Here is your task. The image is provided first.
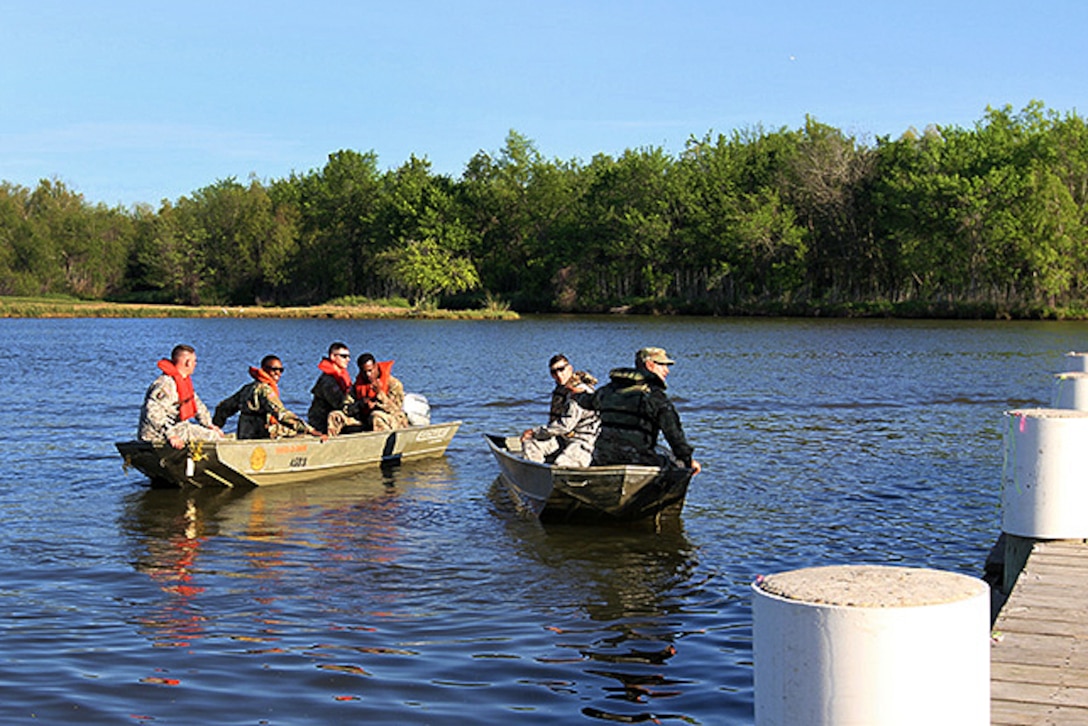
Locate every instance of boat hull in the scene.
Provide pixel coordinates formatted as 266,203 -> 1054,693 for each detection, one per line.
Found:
484,434 -> 692,523
117,422 -> 461,488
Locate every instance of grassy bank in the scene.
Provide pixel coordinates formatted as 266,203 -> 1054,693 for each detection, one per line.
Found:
6,295 -> 1088,321
0,296 -> 520,320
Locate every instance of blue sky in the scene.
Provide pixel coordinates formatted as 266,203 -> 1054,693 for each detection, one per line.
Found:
1,1 -> 1084,207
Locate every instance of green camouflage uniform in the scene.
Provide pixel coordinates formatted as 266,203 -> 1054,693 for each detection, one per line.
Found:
213,380 -> 317,440
137,374 -> 220,444
577,367 -> 695,468
348,373 -> 410,431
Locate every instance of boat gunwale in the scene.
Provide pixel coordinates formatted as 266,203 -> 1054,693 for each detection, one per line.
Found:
117,421 -> 461,487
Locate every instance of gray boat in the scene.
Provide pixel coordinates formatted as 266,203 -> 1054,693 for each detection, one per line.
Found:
484,434 -> 693,523
117,421 -> 461,488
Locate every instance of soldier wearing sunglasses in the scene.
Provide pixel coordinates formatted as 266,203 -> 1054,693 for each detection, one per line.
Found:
519,353 -> 600,467
214,355 -> 324,440
307,342 -> 363,435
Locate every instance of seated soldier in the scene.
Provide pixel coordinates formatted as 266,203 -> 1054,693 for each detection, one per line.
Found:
214,355 -> 325,440
350,353 -> 410,431
138,343 -> 223,449
520,353 -> 599,467
576,347 -> 701,474
307,342 -> 363,436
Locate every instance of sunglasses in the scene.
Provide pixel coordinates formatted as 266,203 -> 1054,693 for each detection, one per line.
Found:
267,366 -> 284,373
550,364 -> 569,374
333,353 -> 350,359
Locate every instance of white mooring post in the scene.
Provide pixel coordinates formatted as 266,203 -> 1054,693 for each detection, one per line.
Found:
752,564 -> 990,726
1002,408 -> 1088,539
1062,351 -> 1088,372
1051,371 -> 1088,411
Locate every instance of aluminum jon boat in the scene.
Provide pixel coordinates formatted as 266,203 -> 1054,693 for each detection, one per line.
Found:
484,434 -> 693,523
117,421 -> 461,488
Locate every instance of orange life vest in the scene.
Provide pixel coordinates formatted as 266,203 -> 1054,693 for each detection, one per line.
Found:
317,357 -> 352,393
158,359 -> 197,421
354,360 -> 394,402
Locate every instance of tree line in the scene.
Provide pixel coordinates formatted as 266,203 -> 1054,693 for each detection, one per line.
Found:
2,101 -> 1086,316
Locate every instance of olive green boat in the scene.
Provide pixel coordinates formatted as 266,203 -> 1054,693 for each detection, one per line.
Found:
484,434 -> 693,523
117,421 -> 461,488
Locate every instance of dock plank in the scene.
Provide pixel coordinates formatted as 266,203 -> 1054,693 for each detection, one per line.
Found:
992,539 -> 1088,724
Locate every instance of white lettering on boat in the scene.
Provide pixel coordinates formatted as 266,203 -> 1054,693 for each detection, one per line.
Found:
414,427 -> 449,443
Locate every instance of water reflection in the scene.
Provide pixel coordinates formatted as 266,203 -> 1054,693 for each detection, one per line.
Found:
119,460 -> 457,651
489,480 -> 710,723
119,486 -> 238,648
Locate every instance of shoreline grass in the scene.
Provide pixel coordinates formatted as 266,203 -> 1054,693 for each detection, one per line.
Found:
0,296 -> 520,320
4,295 -> 1088,321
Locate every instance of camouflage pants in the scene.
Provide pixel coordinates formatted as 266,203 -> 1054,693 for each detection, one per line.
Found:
171,421 -> 223,443
370,410 -> 410,432
326,411 -> 365,437
522,437 -> 594,467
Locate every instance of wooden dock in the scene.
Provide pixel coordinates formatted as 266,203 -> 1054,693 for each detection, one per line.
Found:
991,538 -> 1088,725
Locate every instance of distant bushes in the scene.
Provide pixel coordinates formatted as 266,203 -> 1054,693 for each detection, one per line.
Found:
3,102 -> 1088,318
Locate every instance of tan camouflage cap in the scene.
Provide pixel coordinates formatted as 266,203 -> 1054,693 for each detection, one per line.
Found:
636,346 -> 676,365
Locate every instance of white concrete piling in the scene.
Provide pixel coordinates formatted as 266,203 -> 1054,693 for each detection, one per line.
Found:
1003,408 -> 1088,539
752,564 -> 990,726
1062,351 -> 1088,372
1052,371 -> 1088,411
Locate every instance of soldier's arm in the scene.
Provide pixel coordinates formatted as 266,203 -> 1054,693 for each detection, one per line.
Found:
262,386 -> 291,419
571,389 -> 599,411
145,378 -> 178,437
193,391 -> 215,427
384,376 -> 406,412
537,396 -> 584,438
654,393 -> 695,467
213,388 -> 243,428
263,389 -> 311,433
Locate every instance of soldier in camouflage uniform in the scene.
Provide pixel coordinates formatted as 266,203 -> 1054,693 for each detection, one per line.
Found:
138,344 -> 224,449
350,353 -> 411,431
213,355 -> 325,440
576,347 -> 701,474
307,342 -> 363,436
520,353 -> 600,467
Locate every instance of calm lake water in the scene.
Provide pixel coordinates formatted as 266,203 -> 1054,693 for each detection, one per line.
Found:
0,315 -> 1083,724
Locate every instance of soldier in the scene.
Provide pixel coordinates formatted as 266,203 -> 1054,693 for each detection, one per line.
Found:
576,346 -> 701,474
307,342 -> 362,436
138,344 -> 223,449
350,353 -> 411,431
213,355 -> 326,440
520,353 -> 600,467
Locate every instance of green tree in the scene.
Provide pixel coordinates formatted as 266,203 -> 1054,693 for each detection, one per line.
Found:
679,127 -> 806,306
129,199 -> 209,304
459,130 -> 580,307
290,149 -> 383,301
376,237 -> 479,307
0,183 -> 40,295
375,156 -> 480,305
783,117 -> 877,300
